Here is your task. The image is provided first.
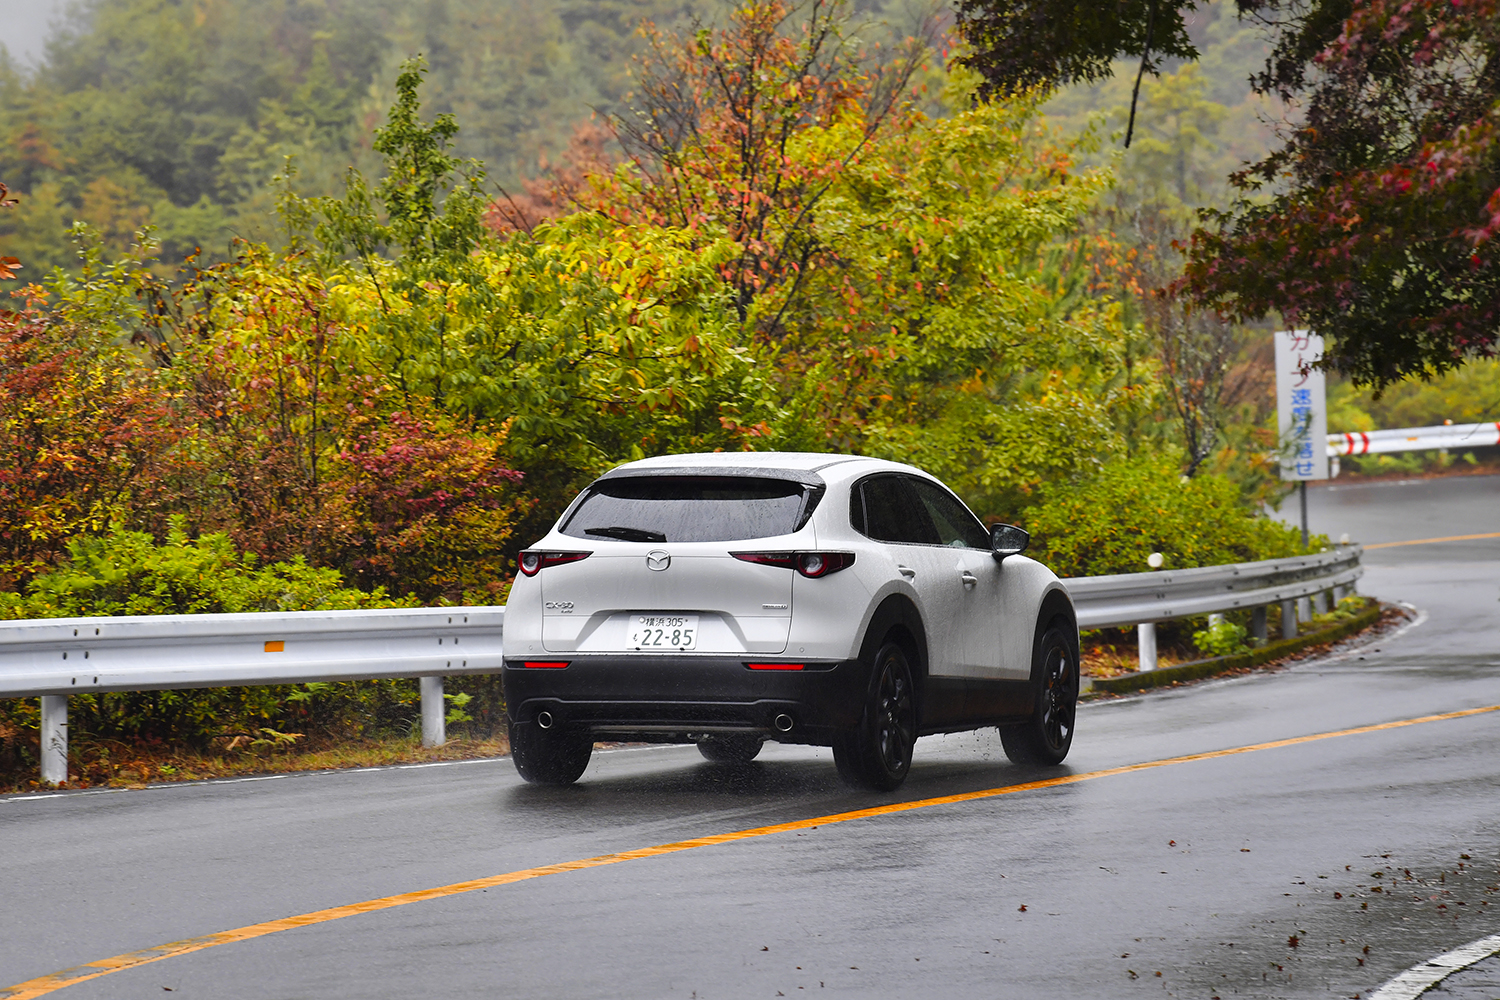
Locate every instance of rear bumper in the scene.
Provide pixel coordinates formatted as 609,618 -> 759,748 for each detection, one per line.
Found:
503,656 -> 864,746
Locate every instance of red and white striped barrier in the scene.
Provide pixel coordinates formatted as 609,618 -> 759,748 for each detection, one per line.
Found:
1328,421 -> 1500,457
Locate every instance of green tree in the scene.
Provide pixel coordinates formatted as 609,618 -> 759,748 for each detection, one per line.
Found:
954,0 -> 1200,145
1123,65 -> 1228,209
300,57 -> 772,536
0,0 -> 712,288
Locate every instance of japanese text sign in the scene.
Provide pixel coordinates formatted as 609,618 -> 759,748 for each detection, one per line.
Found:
1274,329 -> 1328,481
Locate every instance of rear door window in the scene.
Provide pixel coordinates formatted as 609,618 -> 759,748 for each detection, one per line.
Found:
853,475 -> 938,545
560,476 -> 815,543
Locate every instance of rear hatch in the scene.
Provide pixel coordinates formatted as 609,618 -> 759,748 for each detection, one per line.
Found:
539,474 -> 820,655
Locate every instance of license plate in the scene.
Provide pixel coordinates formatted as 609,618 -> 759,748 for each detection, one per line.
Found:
628,614 -> 698,650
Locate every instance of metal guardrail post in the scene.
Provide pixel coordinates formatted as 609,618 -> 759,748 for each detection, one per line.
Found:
420,676 -> 445,748
1251,606 -> 1268,644
1137,623 -> 1157,672
1313,591 -> 1329,615
1281,598 -> 1297,639
40,695 -> 67,785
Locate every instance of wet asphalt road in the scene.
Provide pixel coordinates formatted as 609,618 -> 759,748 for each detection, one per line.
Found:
2,475 -> 1498,999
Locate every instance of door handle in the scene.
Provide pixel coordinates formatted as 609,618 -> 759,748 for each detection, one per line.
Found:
898,565 -> 916,579
961,572 -> 977,590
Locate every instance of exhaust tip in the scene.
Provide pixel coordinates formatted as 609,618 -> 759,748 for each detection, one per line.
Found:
536,710 -> 554,729
773,713 -> 794,732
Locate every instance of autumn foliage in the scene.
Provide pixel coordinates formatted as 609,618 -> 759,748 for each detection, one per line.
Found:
0,8 -> 1333,767
1185,0 -> 1500,386
0,297 -> 184,589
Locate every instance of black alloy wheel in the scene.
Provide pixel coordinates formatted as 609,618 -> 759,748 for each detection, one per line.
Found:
697,734 -> 765,763
509,720 -> 594,785
833,641 -> 917,791
999,620 -> 1078,766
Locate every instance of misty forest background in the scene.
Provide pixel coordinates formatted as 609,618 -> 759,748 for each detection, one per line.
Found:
3,0 -> 1494,466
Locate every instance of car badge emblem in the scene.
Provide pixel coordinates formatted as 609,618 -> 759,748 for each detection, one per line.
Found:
646,550 -> 671,572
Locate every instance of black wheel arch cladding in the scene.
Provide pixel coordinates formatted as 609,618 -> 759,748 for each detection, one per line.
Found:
858,593 -> 928,723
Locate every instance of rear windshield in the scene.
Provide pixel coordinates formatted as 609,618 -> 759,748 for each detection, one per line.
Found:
560,476 -> 817,543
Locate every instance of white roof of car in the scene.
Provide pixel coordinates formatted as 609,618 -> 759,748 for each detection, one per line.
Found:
605,451 -> 930,485
616,451 -> 861,472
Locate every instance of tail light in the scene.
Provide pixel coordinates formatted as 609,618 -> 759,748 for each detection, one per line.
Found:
521,661 -> 570,669
748,662 -> 804,671
518,550 -> 591,577
731,551 -> 855,578
795,552 -> 854,578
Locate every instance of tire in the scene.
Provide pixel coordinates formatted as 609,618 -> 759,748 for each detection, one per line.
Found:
697,734 -> 764,763
509,720 -> 594,785
832,641 -> 917,791
999,619 -> 1078,766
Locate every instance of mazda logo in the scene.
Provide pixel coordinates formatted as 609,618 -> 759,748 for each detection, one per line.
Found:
646,550 -> 671,572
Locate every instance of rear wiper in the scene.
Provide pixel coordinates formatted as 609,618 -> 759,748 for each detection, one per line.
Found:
584,526 -> 667,543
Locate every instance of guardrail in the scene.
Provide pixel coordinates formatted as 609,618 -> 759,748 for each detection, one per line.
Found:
0,607 -> 504,785
1329,421 -> 1500,457
0,546 -> 1361,787
1069,544 -> 1363,675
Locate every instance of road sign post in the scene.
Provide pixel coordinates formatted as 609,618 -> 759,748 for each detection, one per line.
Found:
1275,330 -> 1329,547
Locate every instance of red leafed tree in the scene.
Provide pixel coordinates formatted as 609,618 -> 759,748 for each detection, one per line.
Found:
321,407 -> 529,600
488,120 -> 617,234
0,300 -> 186,588
0,183 -> 20,281
172,248 -> 533,603
1186,0 -> 1500,387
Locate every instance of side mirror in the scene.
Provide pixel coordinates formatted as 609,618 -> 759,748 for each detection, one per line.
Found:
990,523 -> 1029,562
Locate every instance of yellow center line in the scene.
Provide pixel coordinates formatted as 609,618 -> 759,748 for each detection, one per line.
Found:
1365,531 -> 1500,549
5,702 -> 1500,1000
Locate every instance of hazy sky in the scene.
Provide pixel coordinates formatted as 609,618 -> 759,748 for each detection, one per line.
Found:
0,0 -> 69,67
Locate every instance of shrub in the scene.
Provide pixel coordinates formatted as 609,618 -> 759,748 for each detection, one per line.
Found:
0,517 -> 414,620
1192,619 -> 1250,657
0,298 -> 184,590
1313,594 -> 1371,627
0,520 -> 433,747
1020,454 -> 1317,578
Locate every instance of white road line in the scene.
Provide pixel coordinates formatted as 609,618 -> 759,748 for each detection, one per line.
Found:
0,758 -> 511,804
0,746 -> 701,803
1369,932 -> 1500,999
393,757 -> 506,769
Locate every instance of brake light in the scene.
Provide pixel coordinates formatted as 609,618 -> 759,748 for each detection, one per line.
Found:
730,551 -> 855,578
748,662 -> 804,670
518,550 -> 591,576
522,661 -> 571,669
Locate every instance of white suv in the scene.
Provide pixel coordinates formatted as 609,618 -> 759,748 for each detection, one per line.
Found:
502,452 -> 1078,790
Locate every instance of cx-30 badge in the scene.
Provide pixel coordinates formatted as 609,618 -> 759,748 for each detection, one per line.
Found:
646,550 -> 671,572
